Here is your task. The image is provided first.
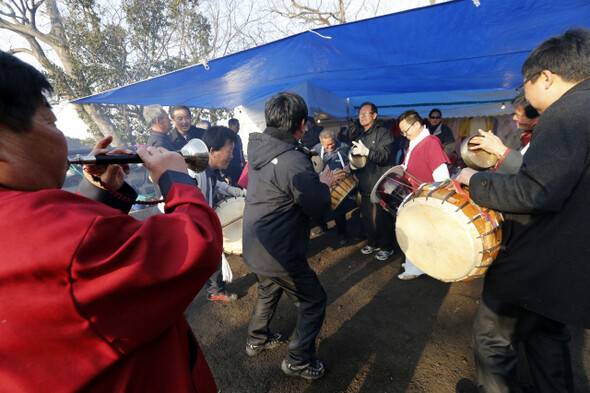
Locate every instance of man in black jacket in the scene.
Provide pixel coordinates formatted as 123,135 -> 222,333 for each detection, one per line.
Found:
457,28 -> 590,392
350,102 -> 396,260
168,105 -> 205,150
242,92 -> 334,380
426,108 -> 456,158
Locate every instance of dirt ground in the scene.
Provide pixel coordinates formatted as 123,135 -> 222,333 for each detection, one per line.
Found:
185,209 -> 590,393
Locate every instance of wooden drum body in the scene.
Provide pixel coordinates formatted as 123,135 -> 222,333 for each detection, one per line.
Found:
214,196 -> 245,255
395,183 -> 503,282
330,172 -> 358,210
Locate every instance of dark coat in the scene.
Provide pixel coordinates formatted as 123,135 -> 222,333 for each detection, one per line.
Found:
469,79 -> 590,328
146,130 -> 175,151
351,122 -> 395,195
242,127 -> 331,277
427,123 -> 456,157
169,126 -> 205,150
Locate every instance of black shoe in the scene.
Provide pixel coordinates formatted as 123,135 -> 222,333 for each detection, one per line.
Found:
246,333 -> 283,356
338,233 -> 348,246
281,359 -> 325,380
206,291 -> 238,302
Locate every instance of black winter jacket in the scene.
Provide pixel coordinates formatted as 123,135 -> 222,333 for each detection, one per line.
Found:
351,122 -> 395,195
470,78 -> 590,328
242,127 -> 331,277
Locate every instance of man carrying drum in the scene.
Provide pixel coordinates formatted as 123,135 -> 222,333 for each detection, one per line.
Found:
456,28 -> 590,392
192,126 -> 246,303
397,110 -> 450,280
312,129 -> 352,245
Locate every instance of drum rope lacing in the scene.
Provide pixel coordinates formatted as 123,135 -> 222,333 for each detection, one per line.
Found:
420,179 -> 500,229
433,179 -> 501,229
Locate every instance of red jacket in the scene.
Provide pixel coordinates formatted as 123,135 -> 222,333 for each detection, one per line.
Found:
0,177 -> 221,392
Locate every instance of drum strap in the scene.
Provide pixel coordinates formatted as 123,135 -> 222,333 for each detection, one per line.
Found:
441,179 -> 500,228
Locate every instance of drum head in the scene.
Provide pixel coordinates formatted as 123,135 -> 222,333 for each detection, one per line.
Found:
395,196 -> 485,282
214,196 -> 245,255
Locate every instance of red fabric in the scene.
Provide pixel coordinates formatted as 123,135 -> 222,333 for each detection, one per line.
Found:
237,161 -> 249,189
520,130 -> 532,148
0,183 -> 221,393
404,135 -> 450,190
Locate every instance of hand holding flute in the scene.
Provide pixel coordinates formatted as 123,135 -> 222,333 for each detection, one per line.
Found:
81,137 -> 188,190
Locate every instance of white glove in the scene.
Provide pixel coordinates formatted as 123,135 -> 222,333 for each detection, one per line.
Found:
227,186 -> 246,197
351,140 -> 370,156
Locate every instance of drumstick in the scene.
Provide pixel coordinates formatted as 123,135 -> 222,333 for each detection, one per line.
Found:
222,215 -> 243,228
402,168 -> 424,185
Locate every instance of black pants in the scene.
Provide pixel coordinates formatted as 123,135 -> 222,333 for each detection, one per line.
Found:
473,293 -> 574,393
360,194 -> 394,251
315,197 -> 352,234
248,271 -> 327,366
205,259 -> 226,295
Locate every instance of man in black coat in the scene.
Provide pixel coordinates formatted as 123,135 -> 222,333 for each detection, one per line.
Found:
350,102 -> 396,260
426,108 -> 456,158
242,92 -> 334,380
168,105 -> 205,151
457,28 -> 590,392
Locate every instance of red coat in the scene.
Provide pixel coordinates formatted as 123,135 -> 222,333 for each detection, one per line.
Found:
0,180 -> 221,392
404,135 -> 450,190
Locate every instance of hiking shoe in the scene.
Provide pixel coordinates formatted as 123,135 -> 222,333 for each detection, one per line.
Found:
246,333 -> 283,357
206,291 -> 238,302
375,250 -> 393,261
281,359 -> 326,380
360,245 -> 380,255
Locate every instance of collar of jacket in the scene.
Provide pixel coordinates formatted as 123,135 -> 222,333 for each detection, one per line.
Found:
362,122 -> 381,136
263,126 -> 299,146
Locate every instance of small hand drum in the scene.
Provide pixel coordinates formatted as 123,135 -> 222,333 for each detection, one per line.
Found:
330,172 -> 358,210
370,165 -> 413,215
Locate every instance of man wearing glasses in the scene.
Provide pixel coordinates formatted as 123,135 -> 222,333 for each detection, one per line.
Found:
426,108 -> 456,158
457,28 -> 590,392
350,102 -> 396,261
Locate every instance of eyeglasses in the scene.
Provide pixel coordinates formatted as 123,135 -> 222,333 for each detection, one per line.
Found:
359,111 -> 374,117
516,73 -> 538,93
401,121 -> 416,136
429,116 -> 441,119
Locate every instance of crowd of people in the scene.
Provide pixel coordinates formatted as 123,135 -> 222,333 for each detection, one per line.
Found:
1,27 -> 589,392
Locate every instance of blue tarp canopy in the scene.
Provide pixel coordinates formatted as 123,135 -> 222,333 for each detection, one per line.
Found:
73,0 -> 590,119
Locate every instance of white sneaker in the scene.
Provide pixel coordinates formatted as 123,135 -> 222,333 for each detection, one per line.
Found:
375,250 -> 393,261
361,245 -> 380,255
397,271 -> 423,280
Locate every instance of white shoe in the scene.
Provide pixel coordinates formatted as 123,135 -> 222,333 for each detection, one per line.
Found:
375,250 -> 393,261
397,271 -> 423,281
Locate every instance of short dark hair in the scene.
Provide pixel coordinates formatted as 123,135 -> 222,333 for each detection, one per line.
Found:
265,92 -> 308,134
169,105 -> 191,118
359,102 -> 378,115
0,51 -> 53,133
202,126 -> 237,152
522,28 -> 590,83
512,93 -> 540,119
399,110 -> 423,126
228,118 -> 239,127
429,109 -> 442,118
